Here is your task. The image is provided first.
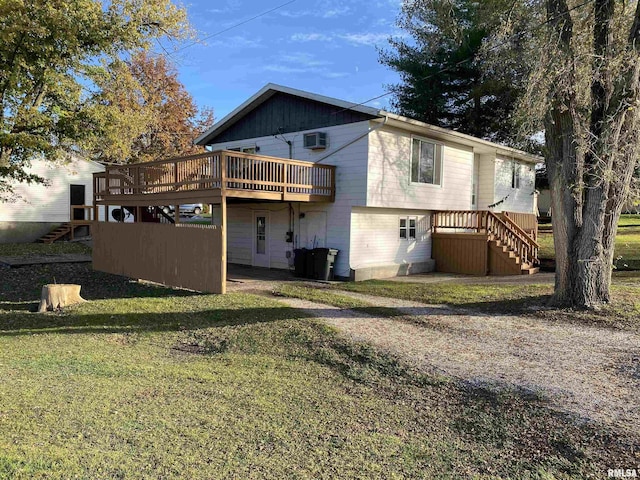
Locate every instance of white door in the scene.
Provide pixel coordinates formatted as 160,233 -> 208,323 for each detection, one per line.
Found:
252,211 -> 270,268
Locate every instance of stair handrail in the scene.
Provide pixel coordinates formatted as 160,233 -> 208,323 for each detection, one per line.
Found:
499,214 -> 540,248
486,211 -> 538,265
432,210 -> 486,232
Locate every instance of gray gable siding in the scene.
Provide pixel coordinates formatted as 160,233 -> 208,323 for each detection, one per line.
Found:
203,92 -> 377,144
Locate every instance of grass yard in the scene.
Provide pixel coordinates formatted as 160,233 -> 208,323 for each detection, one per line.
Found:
1,262 -> 638,478
538,214 -> 640,264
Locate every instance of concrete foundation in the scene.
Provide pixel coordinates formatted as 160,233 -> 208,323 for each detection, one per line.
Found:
0,222 -> 61,243
350,259 -> 436,282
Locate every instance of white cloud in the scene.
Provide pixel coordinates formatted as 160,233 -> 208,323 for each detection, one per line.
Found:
338,32 -> 391,46
290,33 -> 333,42
290,31 -> 399,47
279,53 -> 331,68
322,71 -> 349,79
321,7 -> 351,17
279,4 -> 350,18
263,52 -> 347,79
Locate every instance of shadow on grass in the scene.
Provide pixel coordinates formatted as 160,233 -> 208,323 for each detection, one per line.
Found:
0,263 -> 203,303
0,306 -> 313,337
452,294 -> 556,315
0,297 -> 552,338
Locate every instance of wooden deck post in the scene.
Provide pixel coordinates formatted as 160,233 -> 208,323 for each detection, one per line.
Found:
174,205 -> 180,224
220,196 -> 227,294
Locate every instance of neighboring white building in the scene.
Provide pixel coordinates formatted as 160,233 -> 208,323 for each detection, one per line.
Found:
0,156 -> 104,243
194,84 -> 540,280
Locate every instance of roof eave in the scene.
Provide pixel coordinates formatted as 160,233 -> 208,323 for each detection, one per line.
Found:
382,112 -> 543,164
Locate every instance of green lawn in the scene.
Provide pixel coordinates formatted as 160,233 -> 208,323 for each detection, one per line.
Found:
538,215 -> 640,264
0,263 -> 637,477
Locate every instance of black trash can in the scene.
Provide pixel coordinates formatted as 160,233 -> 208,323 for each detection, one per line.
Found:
305,249 -> 316,279
293,248 -> 307,277
313,248 -> 339,280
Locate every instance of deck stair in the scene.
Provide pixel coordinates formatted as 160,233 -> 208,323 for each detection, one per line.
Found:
432,210 -> 540,276
38,223 -> 73,244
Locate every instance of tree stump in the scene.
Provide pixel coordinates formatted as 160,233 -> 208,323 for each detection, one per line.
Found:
37,284 -> 86,313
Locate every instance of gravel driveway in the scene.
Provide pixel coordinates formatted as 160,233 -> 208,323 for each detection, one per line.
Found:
276,291 -> 640,435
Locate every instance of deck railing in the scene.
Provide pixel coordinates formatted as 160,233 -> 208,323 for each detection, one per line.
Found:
93,151 -> 335,201
70,205 -> 94,224
432,210 -> 539,266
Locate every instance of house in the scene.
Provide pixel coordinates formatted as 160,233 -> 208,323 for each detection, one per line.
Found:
90,84 -> 541,294
0,156 -> 104,243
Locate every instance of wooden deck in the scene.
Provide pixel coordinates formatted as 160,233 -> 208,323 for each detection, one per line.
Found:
431,210 -> 540,275
93,150 -> 336,206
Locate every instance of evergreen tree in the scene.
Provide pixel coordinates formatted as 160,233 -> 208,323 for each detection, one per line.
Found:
380,0 -> 527,147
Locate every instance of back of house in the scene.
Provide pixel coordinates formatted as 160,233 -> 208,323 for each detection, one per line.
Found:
195,83 -> 540,280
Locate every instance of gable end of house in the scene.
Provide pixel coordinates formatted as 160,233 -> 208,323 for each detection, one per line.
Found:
197,90 -> 379,145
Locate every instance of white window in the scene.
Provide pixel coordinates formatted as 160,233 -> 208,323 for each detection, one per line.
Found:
411,138 -> 443,185
229,146 -> 257,154
511,161 -> 521,189
399,216 -> 417,240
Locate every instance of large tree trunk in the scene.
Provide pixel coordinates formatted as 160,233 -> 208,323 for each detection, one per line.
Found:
544,0 -> 640,308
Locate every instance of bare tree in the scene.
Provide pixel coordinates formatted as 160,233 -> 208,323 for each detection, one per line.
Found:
495,0 -> 640,307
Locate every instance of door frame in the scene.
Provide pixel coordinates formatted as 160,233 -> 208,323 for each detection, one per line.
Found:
252,210 -> 270,268
70,184 -> 86,221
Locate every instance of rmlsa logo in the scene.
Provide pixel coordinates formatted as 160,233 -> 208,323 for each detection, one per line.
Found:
609,469 -> 638,478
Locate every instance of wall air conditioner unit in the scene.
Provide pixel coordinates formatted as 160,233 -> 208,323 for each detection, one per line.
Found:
303,132 -> 327,150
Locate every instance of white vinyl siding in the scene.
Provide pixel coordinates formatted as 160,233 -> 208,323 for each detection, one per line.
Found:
0,158 -> 104,223
367,125 -> 474,210
207,121 -> 371,278
350,207 -> 432,270
225,203 -> 291,269
477,154 -> 496,210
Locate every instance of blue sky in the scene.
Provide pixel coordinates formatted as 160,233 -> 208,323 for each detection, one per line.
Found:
165,0 -> 405,120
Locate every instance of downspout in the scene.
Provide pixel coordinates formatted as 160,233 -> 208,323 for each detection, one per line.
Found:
313,115 -> 388,164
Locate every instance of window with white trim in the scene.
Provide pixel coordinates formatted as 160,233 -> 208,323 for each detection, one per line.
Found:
411,138 -> 443,185
399,216 -> 417,240
399,217 -> 407,239
511,161 -> 521,189
229,146 -> 257,154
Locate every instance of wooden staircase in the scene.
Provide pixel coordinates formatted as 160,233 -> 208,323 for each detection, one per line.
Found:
431,210 -> 540,276
488,236 -> 540,275
38,223 -> 73,244
37,205 -> 94,244
486,211 -> 540,275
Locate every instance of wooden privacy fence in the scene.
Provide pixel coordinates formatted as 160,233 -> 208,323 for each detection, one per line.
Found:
93,222 -> 224,293
93,150 -> 335,201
